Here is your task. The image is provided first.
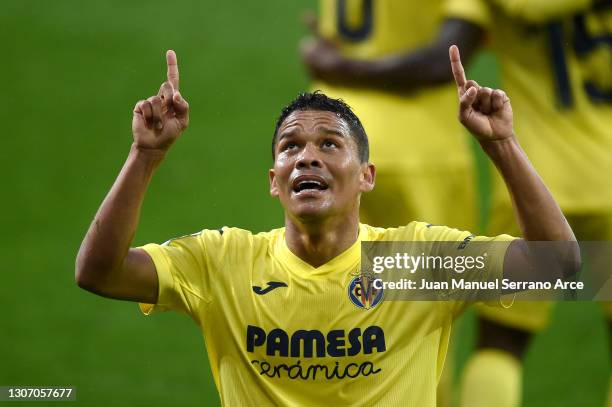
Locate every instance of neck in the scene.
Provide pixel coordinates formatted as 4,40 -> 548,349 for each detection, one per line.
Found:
284,212 -> 360,268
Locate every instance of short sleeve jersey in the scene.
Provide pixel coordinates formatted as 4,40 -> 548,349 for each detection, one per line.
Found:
139,222 -> 515,406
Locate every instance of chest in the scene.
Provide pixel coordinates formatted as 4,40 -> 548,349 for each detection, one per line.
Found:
209,256 -> 447,362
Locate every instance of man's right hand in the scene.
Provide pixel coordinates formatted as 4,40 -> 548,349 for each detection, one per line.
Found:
132,50 -> 190,152
76,50 -> 192,305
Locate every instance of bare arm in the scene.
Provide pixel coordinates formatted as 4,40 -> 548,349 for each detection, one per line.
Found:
449,45 -> 573,242
301,18 -> 484,93
449,45 -> 579,280
479,139 -> 573,241
75,50 -> 190,303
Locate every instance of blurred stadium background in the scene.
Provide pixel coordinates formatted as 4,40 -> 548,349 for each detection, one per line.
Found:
0,1 -> 608,406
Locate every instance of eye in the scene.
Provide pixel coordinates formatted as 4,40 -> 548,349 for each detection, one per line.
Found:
281,141 -> 298,152
323,140 -> 338,149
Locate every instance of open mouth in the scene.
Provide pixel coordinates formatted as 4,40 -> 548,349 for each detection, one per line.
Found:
292,176 -> 329,194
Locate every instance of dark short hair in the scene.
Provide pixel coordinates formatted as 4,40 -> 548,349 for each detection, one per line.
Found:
272,91 -> 369,163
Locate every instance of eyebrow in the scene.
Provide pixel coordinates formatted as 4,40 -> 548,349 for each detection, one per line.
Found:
318,127 -> 347,138
277,129 -> 298,142
278,126 -> 347,141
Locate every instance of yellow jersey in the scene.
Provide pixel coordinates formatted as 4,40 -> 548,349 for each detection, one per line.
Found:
139,222 -> 513,406
445,0 -> 612,212
315,0 -> 473,172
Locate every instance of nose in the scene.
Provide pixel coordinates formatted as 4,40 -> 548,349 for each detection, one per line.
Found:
296,143 -> 322,169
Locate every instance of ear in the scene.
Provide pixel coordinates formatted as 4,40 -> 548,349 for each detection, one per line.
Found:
269,168 -> 279,197
359,163 -> 375,193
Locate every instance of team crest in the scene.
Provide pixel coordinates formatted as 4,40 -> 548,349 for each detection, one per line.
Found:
348,275 -> 383,310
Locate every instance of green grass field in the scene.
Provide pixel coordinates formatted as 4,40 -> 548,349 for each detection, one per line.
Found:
0,1 -> 608,406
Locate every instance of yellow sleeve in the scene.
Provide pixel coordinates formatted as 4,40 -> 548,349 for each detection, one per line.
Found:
423,224 -> 516,317
488,0 -> 593,23
443,0 -> 493,28
138,229 -> 224,323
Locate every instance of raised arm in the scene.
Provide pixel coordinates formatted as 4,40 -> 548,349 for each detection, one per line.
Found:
449,44 -> 574,242
449,45 -> 579,282
75,50 -> 190,303
300,18 -> 484,92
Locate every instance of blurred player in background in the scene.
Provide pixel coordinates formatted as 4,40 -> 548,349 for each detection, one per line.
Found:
300,0 -> 484,232
443,1 -> 612,406
300,5 -> 485,403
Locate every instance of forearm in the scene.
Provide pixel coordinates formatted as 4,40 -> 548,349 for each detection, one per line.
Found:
481,136 -> 575,241
76,144 -> 165,284
449,44 -> 579,281
344,46 -> 454,91
335,19 -> 483,91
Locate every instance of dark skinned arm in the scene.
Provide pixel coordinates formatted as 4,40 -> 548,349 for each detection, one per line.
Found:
75,51 -> 189,304
301,18 -> 484,93
449,45 -> 580,286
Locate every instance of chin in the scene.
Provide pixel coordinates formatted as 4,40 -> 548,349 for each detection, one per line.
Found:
290,203 -> 332,222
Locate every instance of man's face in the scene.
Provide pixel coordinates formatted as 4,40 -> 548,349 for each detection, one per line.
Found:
269,110 -> 375,221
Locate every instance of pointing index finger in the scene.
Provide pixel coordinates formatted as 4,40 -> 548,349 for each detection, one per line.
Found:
449,45 -> 466,92
166,50 -> 179,90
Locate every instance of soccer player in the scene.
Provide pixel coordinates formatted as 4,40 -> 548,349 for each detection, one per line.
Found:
75,47 -> 577,406
300,0 -> 484,232
442,2 -> 612,406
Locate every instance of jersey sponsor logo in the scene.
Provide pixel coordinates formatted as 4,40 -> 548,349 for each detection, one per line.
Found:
348,276 -> 383,310
252,281 -> 287,295
247,325 -> 386,357
247,325 -> 386,380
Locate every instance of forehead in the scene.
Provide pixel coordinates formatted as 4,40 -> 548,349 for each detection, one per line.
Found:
278,110 -> 351,136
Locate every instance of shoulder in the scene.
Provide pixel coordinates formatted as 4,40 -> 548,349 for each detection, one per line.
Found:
197,226 -> 284,251
361,221 -> 474,241
360,221 -> 425,240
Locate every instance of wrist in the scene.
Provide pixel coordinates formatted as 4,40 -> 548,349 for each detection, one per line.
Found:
479,135 -> 528,168
129,143 -> 167,169
479,134 -> 518,156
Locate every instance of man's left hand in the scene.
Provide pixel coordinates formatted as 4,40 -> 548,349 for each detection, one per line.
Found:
450,45 -> 514,142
